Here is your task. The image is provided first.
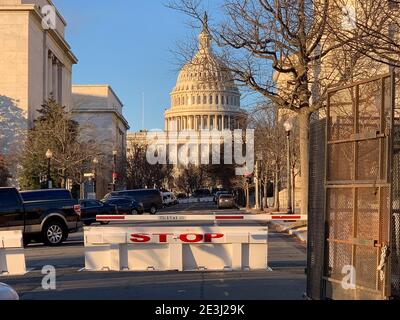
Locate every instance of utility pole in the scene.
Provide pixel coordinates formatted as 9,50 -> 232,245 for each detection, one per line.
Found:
284,119 -> 293,214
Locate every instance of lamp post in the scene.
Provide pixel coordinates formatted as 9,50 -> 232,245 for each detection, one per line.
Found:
284,119 -> 293,214
45,149 -> 53,189
112,150 -> 117,192
92,157 -> 99,199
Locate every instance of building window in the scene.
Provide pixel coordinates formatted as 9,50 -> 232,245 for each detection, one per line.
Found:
222,96 -> 225,105
203,95 -> 207,104
216,95 -> 219,105
197,96 -> 201,104
209,95 -> 213,104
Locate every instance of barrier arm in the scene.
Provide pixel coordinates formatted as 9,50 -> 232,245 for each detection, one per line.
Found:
96,214 -> 308,223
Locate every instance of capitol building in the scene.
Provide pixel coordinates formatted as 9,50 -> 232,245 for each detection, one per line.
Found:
164,16 -> 247,133
128,15 -> 248,175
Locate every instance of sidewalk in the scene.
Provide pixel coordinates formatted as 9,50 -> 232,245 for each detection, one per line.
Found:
241,207 -> 308,243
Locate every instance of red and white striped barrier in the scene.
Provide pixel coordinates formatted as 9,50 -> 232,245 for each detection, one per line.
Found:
96,214 -> 307,223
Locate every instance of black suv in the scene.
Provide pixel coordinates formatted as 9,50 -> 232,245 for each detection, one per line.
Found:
0,188 -> 81,246
103,189 -> 162,214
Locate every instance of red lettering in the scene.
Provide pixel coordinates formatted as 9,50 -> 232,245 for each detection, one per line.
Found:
130,233 -> 151,243
204,233 -> 224,243
154,233 -> 174,243
179,233 -> 203,243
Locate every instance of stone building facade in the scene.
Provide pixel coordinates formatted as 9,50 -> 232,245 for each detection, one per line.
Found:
0,0 -> 77,127
72,85 -> 130,198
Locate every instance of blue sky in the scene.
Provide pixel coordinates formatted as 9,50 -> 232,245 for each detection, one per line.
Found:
53,0 -> 231,131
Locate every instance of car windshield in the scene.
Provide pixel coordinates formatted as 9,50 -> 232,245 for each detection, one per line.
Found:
220,195 -> 233,199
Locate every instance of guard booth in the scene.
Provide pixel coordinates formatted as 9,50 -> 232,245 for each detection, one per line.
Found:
307,71 -> 400,300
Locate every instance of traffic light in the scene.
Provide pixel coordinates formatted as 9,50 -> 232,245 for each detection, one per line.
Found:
112,172 -> 118,185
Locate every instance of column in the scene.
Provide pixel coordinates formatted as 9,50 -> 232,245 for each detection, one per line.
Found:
200,116 -> 204,131
228,116 -> 231,130
57,62 -> 63,104
48,53 -> 53,98
52,58 -> 58,101
208,115 -> 211,130
222,115 -> 225,130
215,115 -> 218,131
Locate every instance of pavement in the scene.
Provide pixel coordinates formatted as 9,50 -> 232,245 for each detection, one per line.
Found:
0,202 -> 307,300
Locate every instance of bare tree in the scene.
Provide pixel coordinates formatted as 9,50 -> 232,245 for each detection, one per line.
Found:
126,139 -> 174,190
168,0 -> 397,214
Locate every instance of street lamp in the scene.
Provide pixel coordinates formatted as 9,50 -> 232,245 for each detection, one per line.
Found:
284,119 -> 293,214
45,149 -> 53,189
92,157 -> 99,198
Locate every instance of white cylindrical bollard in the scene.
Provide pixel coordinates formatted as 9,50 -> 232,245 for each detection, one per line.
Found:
0,283 -> 19,300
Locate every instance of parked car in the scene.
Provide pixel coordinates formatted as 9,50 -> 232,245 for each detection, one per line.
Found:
217,194 -> 236,209
162,192 -> 178,207
193,189 -> 211,198
103,197 -> 144,215
211,188 -> 227,196
103,189 -> 162,214
0,188 -> 81,246
176,193 -> 187,199
80,199 -> 118,226
214,191 -> 231,204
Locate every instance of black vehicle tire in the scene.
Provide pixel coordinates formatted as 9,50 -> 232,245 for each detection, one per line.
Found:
131,209 -> 139,215
42,220 -> 67,246
149,205 -> 157,215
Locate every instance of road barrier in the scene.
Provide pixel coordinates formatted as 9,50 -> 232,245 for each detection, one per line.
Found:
83,214 -> 307,272
96,214 -> 307,223
0,231 -> 26,276
84,226 -> 268,272
178,197 -> 214,204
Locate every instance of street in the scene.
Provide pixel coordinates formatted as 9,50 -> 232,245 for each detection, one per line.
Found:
1,202 -> 307,300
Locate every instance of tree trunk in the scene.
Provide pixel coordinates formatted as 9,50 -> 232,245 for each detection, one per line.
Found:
298,110 -> 311,216
273,163 -> 280,211
263,176 -> 268,209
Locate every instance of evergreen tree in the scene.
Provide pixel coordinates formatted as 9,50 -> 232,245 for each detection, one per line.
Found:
19,99 -> 99,190
0,155 -> 11,187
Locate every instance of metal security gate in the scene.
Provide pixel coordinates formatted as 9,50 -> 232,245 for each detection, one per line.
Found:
324,73 -> 394,300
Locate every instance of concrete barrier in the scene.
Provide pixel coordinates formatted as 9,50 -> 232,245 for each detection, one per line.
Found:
84,226 -> 268,272
0,231 -> 26,276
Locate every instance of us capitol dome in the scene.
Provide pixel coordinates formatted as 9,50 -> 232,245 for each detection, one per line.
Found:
164,14 -> 247,132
